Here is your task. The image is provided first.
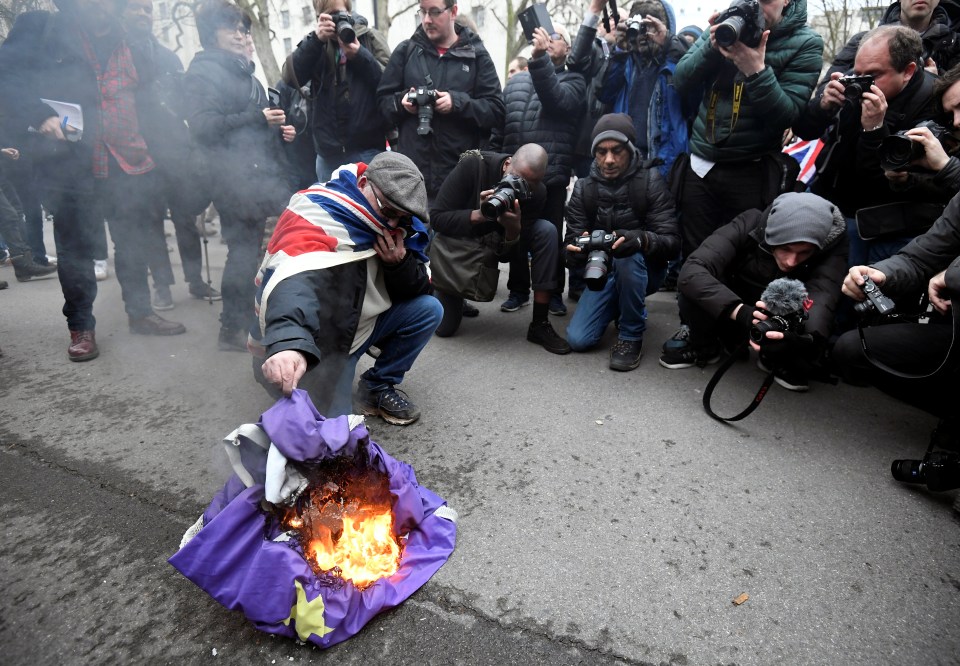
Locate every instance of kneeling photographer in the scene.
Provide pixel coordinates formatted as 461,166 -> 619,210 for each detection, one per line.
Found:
659,192 -> 848,393
564,113 -> 680,371
429,144 -> 571,354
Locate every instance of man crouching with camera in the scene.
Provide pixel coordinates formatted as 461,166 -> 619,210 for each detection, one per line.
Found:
430,143 -> 571,354
564,113 -> 680,371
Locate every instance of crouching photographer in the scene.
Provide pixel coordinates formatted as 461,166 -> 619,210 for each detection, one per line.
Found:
429,144 -> 571,354
833,192 -> 960,467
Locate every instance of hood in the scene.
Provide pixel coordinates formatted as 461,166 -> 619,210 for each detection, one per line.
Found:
752,196 -> 846,255
410,22 -> 481,57
771,0 -> 809,36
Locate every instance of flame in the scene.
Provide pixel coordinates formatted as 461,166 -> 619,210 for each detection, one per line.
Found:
305,508 -> 401,589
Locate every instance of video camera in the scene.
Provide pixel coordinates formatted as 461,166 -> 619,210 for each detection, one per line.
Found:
328,11 -> 356,44
891,450 -> 960,492
713,0 -> 765,49
839,74 -> 874,103
748,278 -> 810,345
480,173 -> 532,221
575,230 -> 616,291
406,86 -> 438,136
879,120 -> 951,172
853,276 -> 896,316
749,306 -> 808,344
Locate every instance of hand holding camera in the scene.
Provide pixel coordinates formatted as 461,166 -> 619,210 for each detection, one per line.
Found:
316,11 -> 357,45
841,265 -> 888,300
530,26 -> 551,58
886,123 -> 952,173
927,269 -> 953,315
709,0 -> 768,76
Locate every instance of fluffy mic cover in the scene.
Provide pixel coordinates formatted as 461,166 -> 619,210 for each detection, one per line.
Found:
760,278 -> 808,316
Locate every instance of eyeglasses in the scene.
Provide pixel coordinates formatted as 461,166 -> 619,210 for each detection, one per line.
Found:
374,189 -> 412,227
222,24 -> 251,35
417,7 -> 451,18
550,33 -> 563,41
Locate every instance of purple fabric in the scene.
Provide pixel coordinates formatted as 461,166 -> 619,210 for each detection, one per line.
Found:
169,390 -> 457,648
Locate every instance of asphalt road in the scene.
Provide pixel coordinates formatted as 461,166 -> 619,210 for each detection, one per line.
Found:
1,226 -> 958,665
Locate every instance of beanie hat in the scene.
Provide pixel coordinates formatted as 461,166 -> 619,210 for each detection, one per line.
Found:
364,151 -> 429,224
679,25 -> 703,39
764,192 -> 837,249
590,113 -> 637,155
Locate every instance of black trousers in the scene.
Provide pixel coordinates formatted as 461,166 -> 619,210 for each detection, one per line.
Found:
506,182 -> 567,295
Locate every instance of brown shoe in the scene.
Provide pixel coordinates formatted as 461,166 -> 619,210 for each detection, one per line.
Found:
129,313 -> 186,336
68,330 -> 99,362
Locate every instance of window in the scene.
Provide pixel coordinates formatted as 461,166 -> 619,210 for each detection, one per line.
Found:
158,2 -> 168,19
281,10 -> 291,28
472,5 -> 485,28
302,5 -> 313,25
284,37 -> 293,54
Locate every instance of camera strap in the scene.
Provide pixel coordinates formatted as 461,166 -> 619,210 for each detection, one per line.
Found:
857,301 -> 960,379
702,344 -> 776,422
706,80 -> 744,144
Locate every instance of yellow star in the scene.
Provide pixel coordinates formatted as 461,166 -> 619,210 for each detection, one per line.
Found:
282,580 -> 336,641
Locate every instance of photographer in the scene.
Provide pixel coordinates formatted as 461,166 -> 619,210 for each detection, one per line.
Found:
660,192 -> 848,392
430,144 -> 571,354
376,0 -> 504,200
284,0 -> 391,181
794,27 -> 943,270
564,114 -> 679,371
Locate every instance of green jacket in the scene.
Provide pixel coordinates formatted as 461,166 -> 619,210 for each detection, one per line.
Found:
674,0 -> 823,162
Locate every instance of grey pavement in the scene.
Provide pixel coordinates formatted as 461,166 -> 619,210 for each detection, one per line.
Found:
0,229 -> 957,666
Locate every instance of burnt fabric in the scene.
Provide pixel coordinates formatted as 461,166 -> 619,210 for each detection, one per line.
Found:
168,390 -> 457,648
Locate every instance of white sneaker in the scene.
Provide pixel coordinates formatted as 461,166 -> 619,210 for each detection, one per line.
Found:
44,255 -> 58,266
94,259 -> 109,281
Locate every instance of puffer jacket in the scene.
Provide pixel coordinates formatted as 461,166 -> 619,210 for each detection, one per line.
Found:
284,18 -> 391,158
674,0 -> 823,162
598,0 -> 691,177
183,48 -> 291,216
490,54 -> 585,187
564,147 -> 680,268
376,24 -> 504,196
678,202 -> 849,340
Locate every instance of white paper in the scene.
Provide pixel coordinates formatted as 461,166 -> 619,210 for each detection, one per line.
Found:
29,98 -> 84,141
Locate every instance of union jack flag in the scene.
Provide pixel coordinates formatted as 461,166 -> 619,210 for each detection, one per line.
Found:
783,139 -> 824,185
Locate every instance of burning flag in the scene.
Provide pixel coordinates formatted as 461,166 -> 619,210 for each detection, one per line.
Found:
168,390 -> 458,647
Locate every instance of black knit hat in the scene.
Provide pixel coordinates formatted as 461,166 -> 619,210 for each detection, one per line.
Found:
590,113 -> 637,154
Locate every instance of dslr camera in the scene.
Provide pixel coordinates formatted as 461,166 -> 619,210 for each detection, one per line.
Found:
852,276 -> 896,316
839,74 -> 874,103
879,120 -> 950,172
714,0 -> 765,48
891,450 -> 960,492
749,306 -> 808,344
328,11 -> 356,44
406,86 -> 438,136
575,229 -> 617,291
624,18 -> 645,41
480,173 -> 532,221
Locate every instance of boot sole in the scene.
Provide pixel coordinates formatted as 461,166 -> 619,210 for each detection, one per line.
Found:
357,405 -> 418,426
610,356 -> 642,371
69,348 -> 100,362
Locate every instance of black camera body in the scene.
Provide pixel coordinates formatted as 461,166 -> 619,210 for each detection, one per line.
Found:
480,173 -> 532,221
749,307 -> 808,344
624,18 -> 645,41
714,0 -> 764,48
853,276 -> 897,316
406,86 -> 438,136
328,11 -> 356,44
839,74 -> 874,103
879,120 -> 950,172
575,230 -> 617,291
891,450 -> 960,492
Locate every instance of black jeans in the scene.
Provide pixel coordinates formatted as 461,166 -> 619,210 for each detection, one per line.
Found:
218,204 -> 267,332
0,170 -> 30,258
506,182 -> 567,295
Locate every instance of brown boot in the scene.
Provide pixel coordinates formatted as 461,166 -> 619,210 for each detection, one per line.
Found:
129,313 -> 187,336
68,330 -> 99,362
11,255 -> 58,282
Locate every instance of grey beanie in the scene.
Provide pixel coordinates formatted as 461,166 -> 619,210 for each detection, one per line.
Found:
764,192 -> 837,249
365,151 -> 429,224
590,113 -> 637,155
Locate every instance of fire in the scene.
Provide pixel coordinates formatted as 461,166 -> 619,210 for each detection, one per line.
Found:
306,509 -> 401,589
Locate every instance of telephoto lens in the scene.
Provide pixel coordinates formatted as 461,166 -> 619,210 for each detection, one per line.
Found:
891,450 -> 960,492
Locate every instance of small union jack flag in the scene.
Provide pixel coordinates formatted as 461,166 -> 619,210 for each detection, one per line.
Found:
783,139 -> 825,185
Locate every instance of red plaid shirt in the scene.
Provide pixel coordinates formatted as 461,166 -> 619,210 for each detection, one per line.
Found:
80,32 -> 154,178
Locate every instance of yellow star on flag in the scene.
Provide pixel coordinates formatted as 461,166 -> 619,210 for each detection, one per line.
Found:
282,580 -> 335,641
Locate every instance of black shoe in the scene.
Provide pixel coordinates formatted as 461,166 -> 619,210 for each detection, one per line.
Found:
462,300 -> 479,317
527,321 -> 571,355
610,338 -> 643,371
218,327 -> 249,352
12,256 -> 58,282
190,282 -> 222,301
355,384 -> 421,425
659,341 -> 722,369
757,358 -> 809,392
129,313 -> 186,336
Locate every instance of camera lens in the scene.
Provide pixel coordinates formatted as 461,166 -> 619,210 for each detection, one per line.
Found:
714,15 -> 744,47
891,458 -> 923,483
584,251 -> 610,291
336,20 -> 356,43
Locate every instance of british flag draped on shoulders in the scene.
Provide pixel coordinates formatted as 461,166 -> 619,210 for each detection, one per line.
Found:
250,151 -> 442,425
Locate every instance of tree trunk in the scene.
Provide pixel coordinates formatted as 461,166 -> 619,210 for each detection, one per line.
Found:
236,0 -> 282,85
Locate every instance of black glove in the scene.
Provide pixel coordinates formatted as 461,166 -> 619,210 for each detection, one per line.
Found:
611,229 -> 644,258
734,303 -> 757,332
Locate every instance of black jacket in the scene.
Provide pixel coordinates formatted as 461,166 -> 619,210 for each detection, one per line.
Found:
564,148 -> 680,268
376,24 -> 504,196
794,68 -> 941,216
284,21 -> 390,158
183,48 -> 291,217
490,54 -> 586,187
678,203 -> 848,341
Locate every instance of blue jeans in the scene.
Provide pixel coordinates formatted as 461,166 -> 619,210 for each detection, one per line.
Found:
325,294 -> 442,416
566,252 -> 665,351
316,148 -> 383,183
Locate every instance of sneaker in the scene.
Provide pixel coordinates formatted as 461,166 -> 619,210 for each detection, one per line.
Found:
757,358 -> 810,392
68,330 -> 99,362
461,300 -> 480,318
500,291 -> 530,312
152,285 -> 175,311
44,255 -> 58,266
129,313 -> 186,336
548,294 -> 567,316
610,338 -> 643,371
189,282 -> 222,301
662,324 -> 690,353
527,320 -> 571,355
93,259 -> 109,281
355,384 -> 421,425
218,327 -> 249,351
659,341 -> 722,369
